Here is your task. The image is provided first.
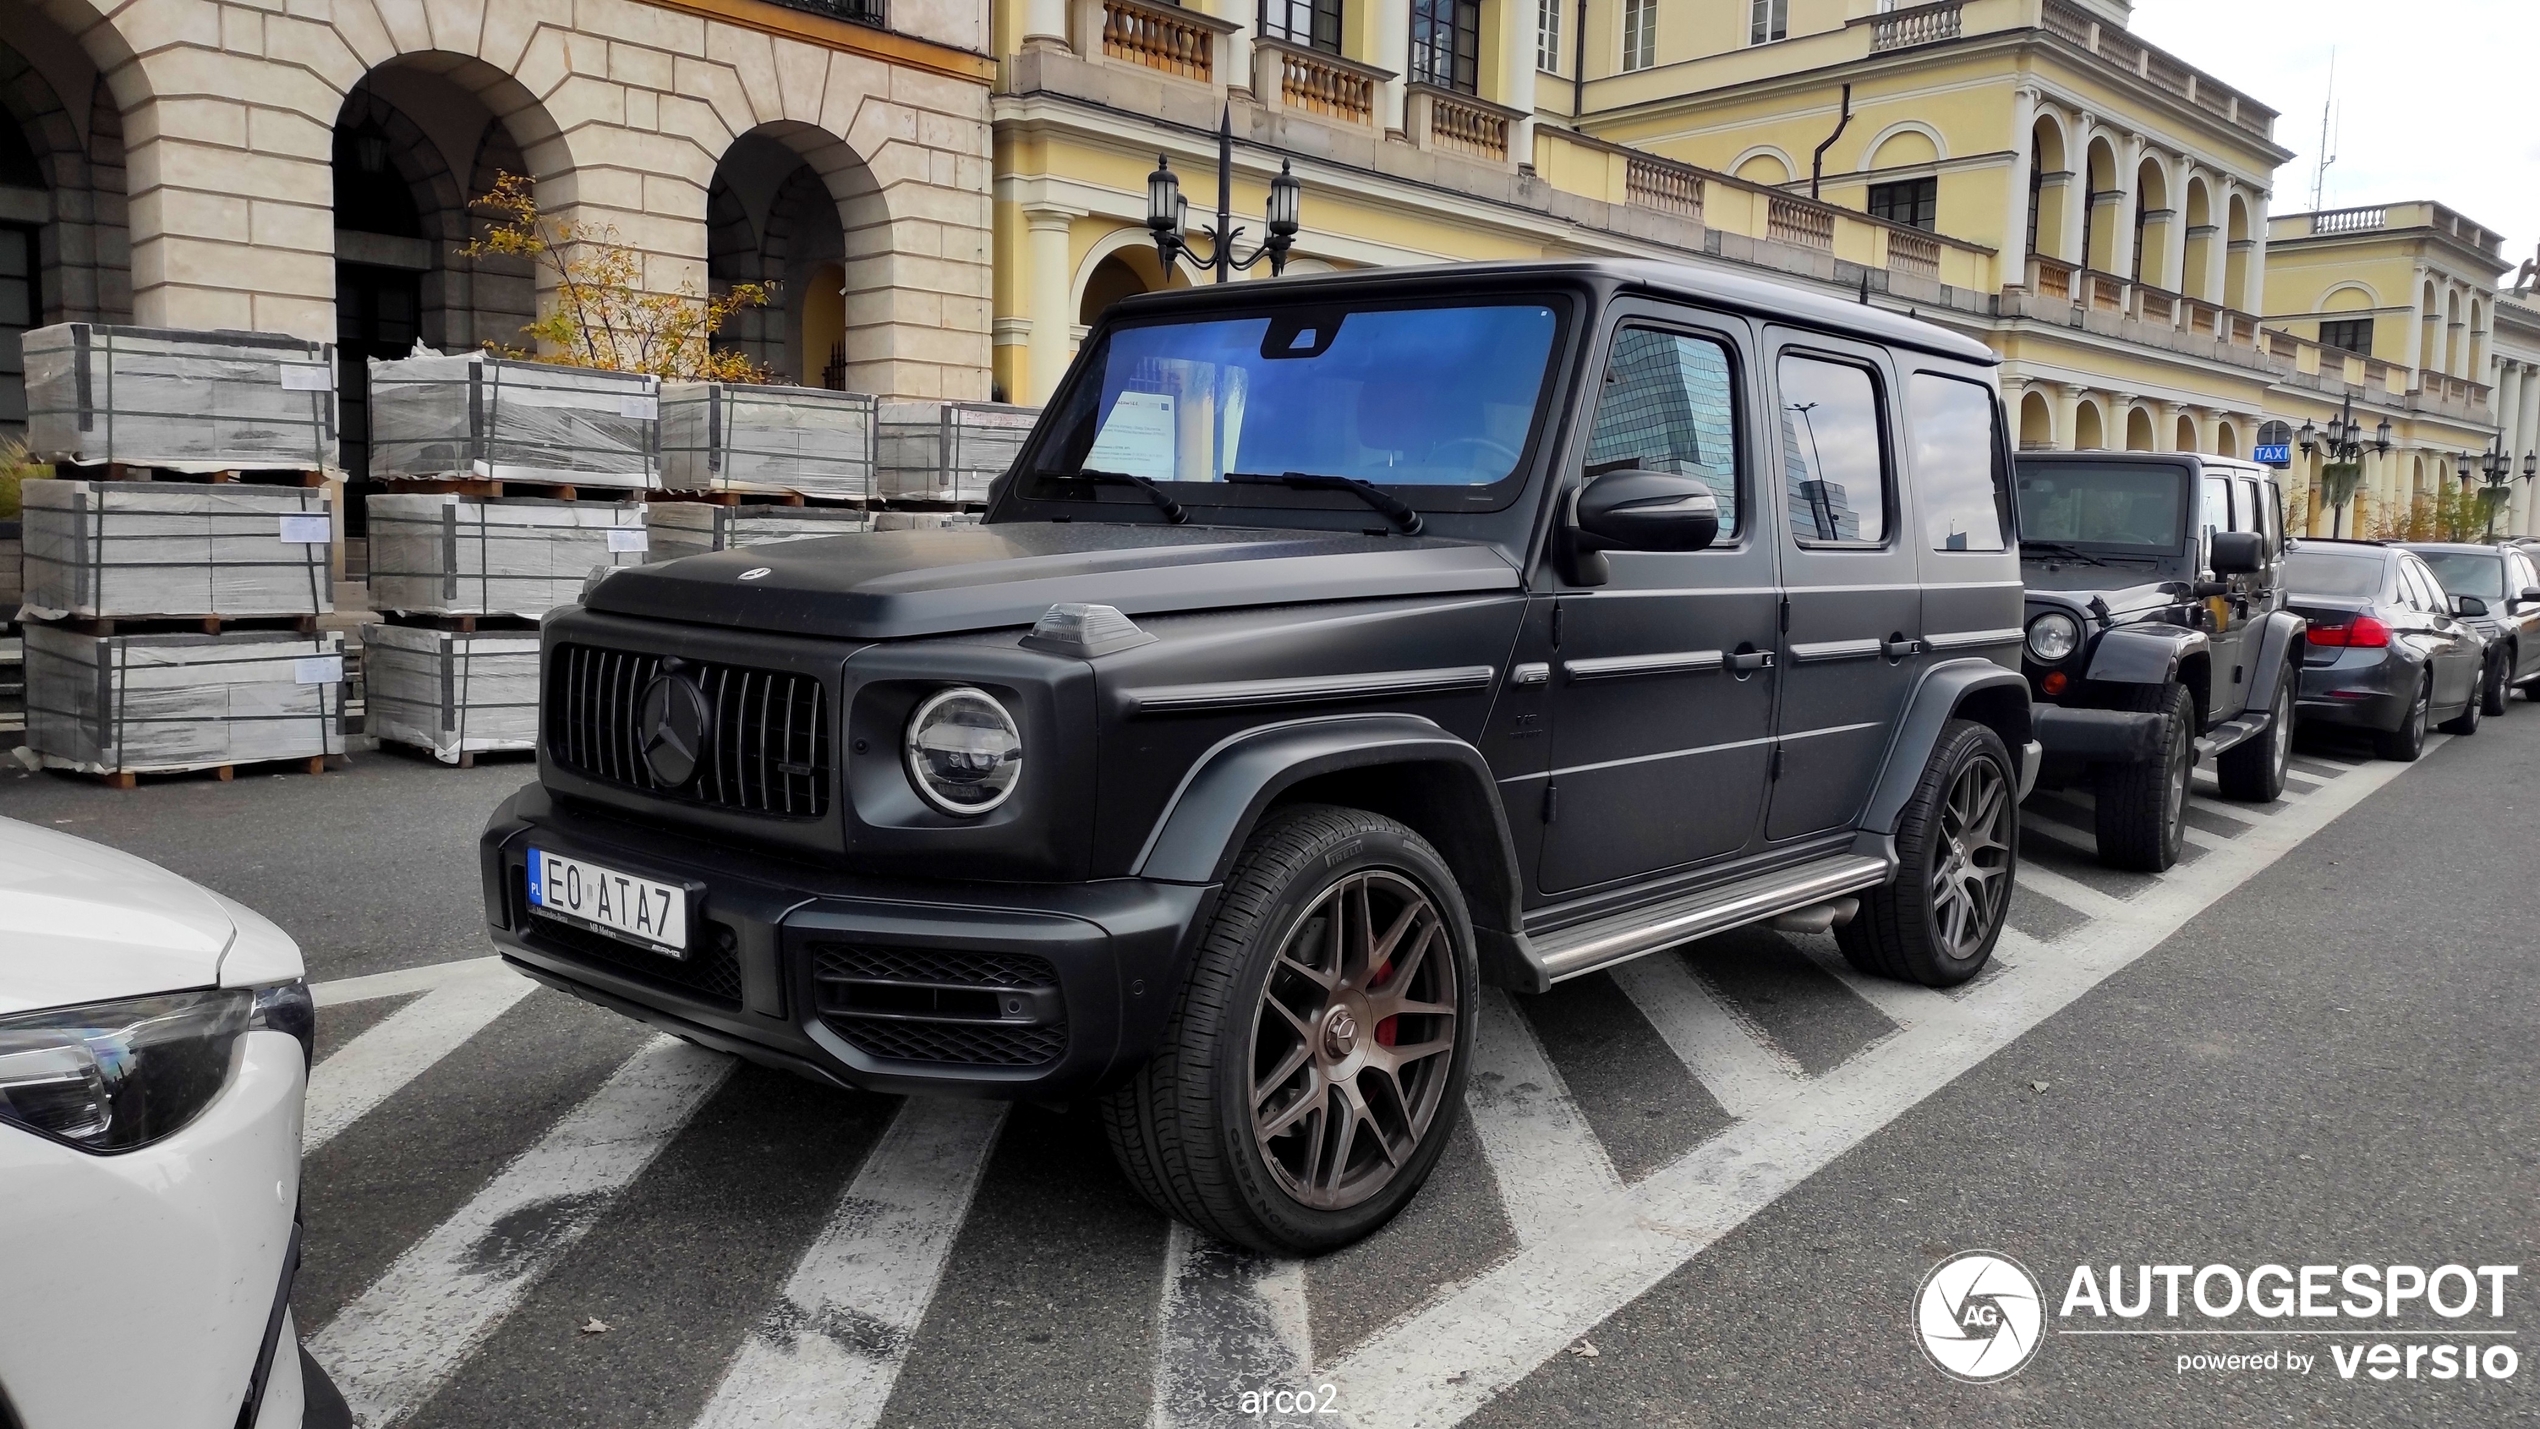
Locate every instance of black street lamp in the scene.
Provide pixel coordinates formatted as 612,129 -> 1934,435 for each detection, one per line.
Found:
2302,393 -> 2391,538
1149,107 -> 1302,284
2470,439 -> 2515,538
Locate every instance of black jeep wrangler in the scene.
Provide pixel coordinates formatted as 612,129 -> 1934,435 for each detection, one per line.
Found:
480,260 -> 2036,1253
2012,452 -> 2306,870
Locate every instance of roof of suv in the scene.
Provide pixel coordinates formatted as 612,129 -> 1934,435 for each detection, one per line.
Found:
1107,258 -> 1999,366
2015,450 -> 2271,477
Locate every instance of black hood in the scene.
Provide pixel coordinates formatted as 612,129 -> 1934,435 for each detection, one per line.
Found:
586,521 -> 1523,641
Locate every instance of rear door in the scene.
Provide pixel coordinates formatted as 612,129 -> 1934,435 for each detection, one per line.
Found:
2510,549 -> 2540,685
1764,334 -> 1921,842
1537,310 -> 1780,895
1903,369 -> 2020,666
2197,470 -> 2253,721
2400,555 -> 2481,710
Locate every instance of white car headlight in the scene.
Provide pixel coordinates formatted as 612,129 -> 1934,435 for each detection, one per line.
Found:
2027,611 -> 2082,663
904,687 -> 1024,816
0,981 -> 306,1153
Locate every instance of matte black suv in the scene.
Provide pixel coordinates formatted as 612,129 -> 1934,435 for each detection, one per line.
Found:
2011,453 -> 2306,870
480,260 -> 2037,1253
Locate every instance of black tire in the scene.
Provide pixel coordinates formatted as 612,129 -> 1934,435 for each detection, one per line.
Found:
2094,684 -> 2195,872
2215,666 -> 2294,803
1836,719 -> 2016,988
2480,650 -> 2511,717
1101,804 -> 1476,1256
2375,672 -> 2432,761
2441,667 -> 2483,736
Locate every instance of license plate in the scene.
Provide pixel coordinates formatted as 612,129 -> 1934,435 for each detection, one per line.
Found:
525,847 -> 690,956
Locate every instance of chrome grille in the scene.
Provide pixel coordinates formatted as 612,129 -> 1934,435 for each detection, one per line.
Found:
547,643 -> 831,817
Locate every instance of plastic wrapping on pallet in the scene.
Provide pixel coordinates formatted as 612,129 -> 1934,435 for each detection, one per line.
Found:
642,502 -> 872,562
367,354 -> 659,487
21,323 -> 339,473
367,494 -> 648,618
875,400 -> 1036,502
871,509 -> 983,531
0,522 -> 22,614
16,479 -> 334,620
24,625 -> 348,774
362,622 -> 541,764
659,382 -> 876,498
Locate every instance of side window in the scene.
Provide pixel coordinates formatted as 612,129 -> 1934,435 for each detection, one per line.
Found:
1588,326 -> 1742,540
2232,477 -> 2265,534
2510,550 -> 2539,596
2201,476 -> 2232,538
2401,560 -> 2440,611
1777,354 -> 1889,545
2263,480 -> 2286,551
1906,372 -> 2007,552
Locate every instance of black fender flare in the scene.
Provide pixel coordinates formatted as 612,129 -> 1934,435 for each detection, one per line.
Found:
2085,623 -> 2209,685
1859,659 -> 2035,836
1131,712 -> 1529,961
2244,609 -> 2309,710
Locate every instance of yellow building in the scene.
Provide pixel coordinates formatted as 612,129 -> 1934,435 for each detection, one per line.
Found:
986,0 -> 2521,542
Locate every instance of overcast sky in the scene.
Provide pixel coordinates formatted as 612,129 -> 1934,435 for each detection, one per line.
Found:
2127,0 -> 2538,283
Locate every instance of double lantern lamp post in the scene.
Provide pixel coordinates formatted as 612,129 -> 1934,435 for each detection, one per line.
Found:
1148,107 -> 1303,283
2457,441 -> 2540,538
2298,395 -> 2392,539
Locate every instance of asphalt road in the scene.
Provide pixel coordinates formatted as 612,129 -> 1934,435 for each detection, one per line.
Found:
2,710 -> 2531,1427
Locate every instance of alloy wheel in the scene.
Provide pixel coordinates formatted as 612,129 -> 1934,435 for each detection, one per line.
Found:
1248,870 -> 1461,1212
2165,716 -> 2192,840
1926,756 -> 2014,959
2271,681 -> 2293,784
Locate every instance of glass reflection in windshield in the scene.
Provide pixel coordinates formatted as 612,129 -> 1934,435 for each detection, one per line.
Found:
1048,303 -> 1559,490
2014,462 -> 2186,548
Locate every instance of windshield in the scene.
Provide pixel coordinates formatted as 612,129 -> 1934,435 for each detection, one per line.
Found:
2415,550 -> 2503,600
1037,302 -> 1561,496
2013,462 -> 2186,550
2285,549 -> 2387,598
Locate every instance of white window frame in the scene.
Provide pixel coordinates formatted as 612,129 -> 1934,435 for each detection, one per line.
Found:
1749,0 -> 1788,46
1622,0 -> 1657,71
1537,0 -> 1563,74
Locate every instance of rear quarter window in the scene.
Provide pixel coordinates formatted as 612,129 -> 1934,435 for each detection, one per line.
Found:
1906,372 -> 2007,552
2285,551 -> 2387,598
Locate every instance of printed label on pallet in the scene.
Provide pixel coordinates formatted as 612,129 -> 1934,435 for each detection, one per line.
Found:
279,514 -> 332,543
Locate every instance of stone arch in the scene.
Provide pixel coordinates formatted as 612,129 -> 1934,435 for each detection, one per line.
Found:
2176,412 -> 2199,453
2224,191 -> 2253,308
1865,121 -> 1944,172
0,19 -> 135,439
2319,281 -> 2376,312
2445,288 -> 2463,375
2018,388 -> 2055,449
2125,404 -> 2156,451
2181,174 -> 2215,300
2029,113 -> 2070,263
2074,397 -> 2106,451
704,121 -> 892,391
2084,135 -> 2121,271
2468,297 -> 2485,376
2216,420 -> 2239,459
1071,226 -> 1189,329
1731,146 -> 1796,185
2132,155 -> 2171,286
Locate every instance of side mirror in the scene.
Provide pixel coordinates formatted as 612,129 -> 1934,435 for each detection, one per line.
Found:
2520,586 -> 2540,604
2209,530 -> 2266,577
1563,469 -> 1721,587
2454,594 -> 2490,619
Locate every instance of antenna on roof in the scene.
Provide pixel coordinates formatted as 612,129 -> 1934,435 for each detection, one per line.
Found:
2309,50 -> 2339,212
1858,270 -> 1871,305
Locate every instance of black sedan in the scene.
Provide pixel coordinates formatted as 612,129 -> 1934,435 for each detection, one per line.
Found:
2400,541 -> 2540,714
2283,541 -> 2489,760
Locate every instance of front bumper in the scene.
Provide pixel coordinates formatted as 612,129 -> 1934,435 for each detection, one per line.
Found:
2032,705 -> 2167,764
2297,650 -> 2412,731
0,1030 -> 305,1429
480,785 -> 1216,1098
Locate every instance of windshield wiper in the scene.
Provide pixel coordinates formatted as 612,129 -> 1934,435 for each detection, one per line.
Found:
2019,540 -> 2109,567
1225,471 -> 1424,536
1030,468 -> 1188,524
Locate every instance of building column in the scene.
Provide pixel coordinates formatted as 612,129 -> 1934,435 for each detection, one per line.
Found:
1023,0 -> 1069,49
2521,365 -> 2540,535
2061,120 -> 2092,267
1374,0 -> 1413,136
2107,134 -> 2144,280
2154,402 -> 2181,452
1203,0 -> 1254,93
2195,408 -> 2221,455
2235,189 -> 2270,314
1023,206 -> 1078,405
2001,87 -> 2037,284
1499,0 -> 1540,164
2057,383 -> 2084,451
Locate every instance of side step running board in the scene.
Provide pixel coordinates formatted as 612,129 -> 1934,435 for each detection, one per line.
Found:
1521,853 -> 1894,986
2195,710 -> 2271,762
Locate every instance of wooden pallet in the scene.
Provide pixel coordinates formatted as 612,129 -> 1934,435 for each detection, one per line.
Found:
37,612 -> 323,638
63,462 -> 332,488
375,610 -> 541,634
378,477 -> 645,502
81,752 -> 345,790
650,486 -> 815,507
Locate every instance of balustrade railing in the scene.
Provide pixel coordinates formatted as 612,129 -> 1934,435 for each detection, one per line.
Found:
1099,0 -> 1215,82
1887,229 -> 1942,279
1768,196 -> 1835,250
1871,0 -> 1961,52
1625,155 -> 1704,219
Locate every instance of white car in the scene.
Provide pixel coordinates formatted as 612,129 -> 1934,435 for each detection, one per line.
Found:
0,816 -> 312,1428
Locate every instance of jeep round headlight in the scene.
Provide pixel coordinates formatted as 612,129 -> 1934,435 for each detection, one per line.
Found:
904,687 -> 1023,816
2027,611 -> 2082,663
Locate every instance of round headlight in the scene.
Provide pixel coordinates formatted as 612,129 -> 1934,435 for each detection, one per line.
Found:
2027,611 -> 2082,664
904,687 -> 1023,816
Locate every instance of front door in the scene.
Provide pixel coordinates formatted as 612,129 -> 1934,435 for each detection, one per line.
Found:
1538,314 -> 1780,895
1765,335 -> 1923,841
2198,470 -> 2255,720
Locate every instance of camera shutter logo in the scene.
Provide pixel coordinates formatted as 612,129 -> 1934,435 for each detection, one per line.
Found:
637,669 -> 712,787
1915,1251 -> 2045,1382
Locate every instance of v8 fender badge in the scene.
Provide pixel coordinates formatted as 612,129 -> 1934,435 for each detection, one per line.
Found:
738,567 -> 772,581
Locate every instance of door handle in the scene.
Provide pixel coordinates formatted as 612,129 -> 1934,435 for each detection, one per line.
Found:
1883,637 -> 1922,659
1729,649 -> 1773,673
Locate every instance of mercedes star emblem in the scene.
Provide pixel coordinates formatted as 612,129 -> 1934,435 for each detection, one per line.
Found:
636,671 -> 712,787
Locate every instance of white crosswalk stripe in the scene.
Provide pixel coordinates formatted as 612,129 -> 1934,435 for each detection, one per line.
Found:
309,1036 -> 733,1426
312,956 -> 511,1008
1608,952 -> 1800,1119
1149,1223 -> 1314,1429
1462,987 -> 1622,1246
691,1096 -> 1007,1429
305,961 -> 536,1152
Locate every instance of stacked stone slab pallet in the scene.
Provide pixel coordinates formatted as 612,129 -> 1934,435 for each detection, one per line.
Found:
875,399 -> 1033,523
14,323 -> 349,785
